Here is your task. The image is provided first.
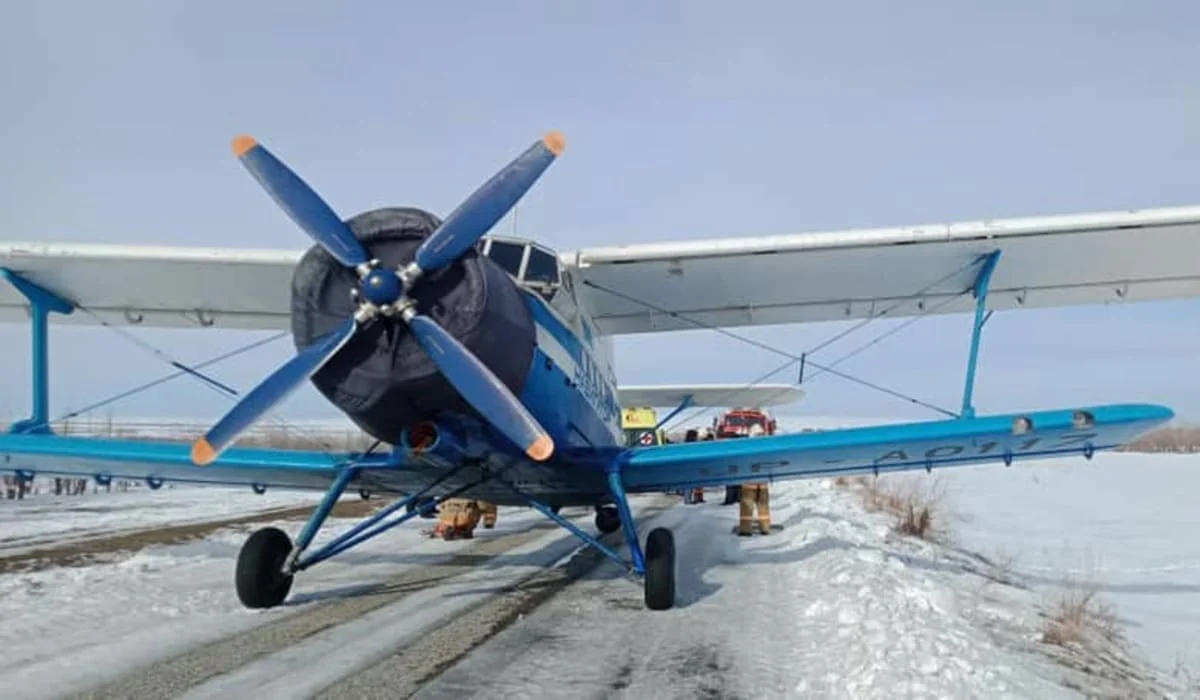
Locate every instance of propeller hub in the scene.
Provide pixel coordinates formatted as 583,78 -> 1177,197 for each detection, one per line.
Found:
360,268 -> 404,306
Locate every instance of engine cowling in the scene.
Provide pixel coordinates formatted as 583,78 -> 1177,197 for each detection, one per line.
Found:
290,206 -> 536,444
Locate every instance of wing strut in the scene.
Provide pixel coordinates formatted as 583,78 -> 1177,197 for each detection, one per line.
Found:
0,269 -> 74,435
960,250 -> 1001,418
654,394 -> 695,431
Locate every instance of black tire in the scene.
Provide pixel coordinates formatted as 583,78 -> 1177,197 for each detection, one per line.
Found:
595,506 -> 621,534
359,489 -> 371,500
235,527 -> 295,609
644,527 -> 676,610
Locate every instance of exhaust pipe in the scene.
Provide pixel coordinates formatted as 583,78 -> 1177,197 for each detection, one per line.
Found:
400,420 -> 465,463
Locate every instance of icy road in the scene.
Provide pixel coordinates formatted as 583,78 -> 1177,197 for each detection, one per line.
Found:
0,462 -> 1187,699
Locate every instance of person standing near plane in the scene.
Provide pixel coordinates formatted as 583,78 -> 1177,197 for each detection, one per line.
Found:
479,500 -> 498,528
682,429 -> 705,504
737,423 -> 771,535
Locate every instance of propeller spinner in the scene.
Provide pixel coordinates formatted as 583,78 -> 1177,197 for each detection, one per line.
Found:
191,132 -> 565,466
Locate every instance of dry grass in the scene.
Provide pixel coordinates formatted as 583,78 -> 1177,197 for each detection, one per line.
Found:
1041,576 -> 1121,647
837,473 -> 947,541
1118,424 -> 1200,453
1171,656 -> 1200,695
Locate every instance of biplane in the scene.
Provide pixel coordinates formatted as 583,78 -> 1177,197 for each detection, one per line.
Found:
0,130 -> 1193,611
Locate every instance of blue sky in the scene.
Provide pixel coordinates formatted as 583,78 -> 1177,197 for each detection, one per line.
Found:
2,1 -> 1199,429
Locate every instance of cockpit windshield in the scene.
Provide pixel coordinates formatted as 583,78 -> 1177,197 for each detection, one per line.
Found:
480,236 -> 564,300
484,240 -> 526,278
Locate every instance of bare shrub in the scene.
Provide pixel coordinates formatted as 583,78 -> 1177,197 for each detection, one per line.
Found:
853,474 -> 946,541
1118,424 -> 1200,453
1042,576 -> 1121,647
1171,656 -> 1200,695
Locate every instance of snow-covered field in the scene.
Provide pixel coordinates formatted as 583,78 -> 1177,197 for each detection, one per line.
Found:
0,481 -> 324,554
0,453 -> 1193,697
936,452 -> 1200,681
416,475 -> 1170,698
0,491 -> 569,699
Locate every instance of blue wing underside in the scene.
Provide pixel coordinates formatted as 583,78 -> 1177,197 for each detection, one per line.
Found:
0,403 -> 1172,506
617,403 -> 1173,493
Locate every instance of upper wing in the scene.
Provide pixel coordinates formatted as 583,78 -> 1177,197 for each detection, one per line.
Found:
0,241 -> 298,330
617,383 -> 802,408
617,403 -> 1172,492
5,205 -> 1200,334
569,205 -> 1200,335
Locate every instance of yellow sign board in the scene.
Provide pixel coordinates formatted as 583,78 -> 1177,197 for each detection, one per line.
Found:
621,407 -> 658,429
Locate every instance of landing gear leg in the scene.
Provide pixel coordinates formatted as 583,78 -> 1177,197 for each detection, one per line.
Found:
499,467 -> 677,611
606,466 -> 675,611
234,465 -> 479,609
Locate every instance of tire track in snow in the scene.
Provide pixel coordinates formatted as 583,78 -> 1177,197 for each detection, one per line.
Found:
0,500 -> 377,574
70,496 -> 675,700
315,497 -> 680,700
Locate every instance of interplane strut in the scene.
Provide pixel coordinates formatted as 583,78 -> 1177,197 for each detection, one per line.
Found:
960,250 -> 1002,419
1,268 -> 74,435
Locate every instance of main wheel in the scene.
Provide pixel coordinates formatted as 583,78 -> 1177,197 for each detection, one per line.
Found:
595,506 -> 621,534
644,527 -> 676,610
235,527 -> 295,609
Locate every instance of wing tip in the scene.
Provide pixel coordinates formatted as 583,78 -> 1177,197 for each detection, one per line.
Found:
191,438 -> 217,466
231,135 -> 258,157
526,435 -> 554,461
541,131 -> 566,156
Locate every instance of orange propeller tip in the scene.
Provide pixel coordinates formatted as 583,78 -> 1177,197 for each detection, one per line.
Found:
541,130 -> 566,156
191,438 -> 217,466
231,135 -> 258,157
526,435 -> 554,461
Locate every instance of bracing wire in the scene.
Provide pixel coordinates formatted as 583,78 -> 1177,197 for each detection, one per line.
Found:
44,305 -> 340,453
584,255 -> 985,432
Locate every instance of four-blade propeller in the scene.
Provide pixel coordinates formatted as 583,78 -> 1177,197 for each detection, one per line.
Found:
191,132 -> 565,466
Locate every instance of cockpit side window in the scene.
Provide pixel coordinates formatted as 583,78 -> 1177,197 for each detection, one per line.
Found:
523,247 -> 560,286
486,240 -> 526,277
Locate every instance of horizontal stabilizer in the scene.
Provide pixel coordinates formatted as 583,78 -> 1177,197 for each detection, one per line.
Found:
617,383 -> 803,409
619,403 -> 1172,492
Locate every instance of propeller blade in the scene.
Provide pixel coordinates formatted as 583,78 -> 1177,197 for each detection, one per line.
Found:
232,135 -> 370,269
407,313 -> 554,461
191,316 -> 359,465
413,131 -> 565,274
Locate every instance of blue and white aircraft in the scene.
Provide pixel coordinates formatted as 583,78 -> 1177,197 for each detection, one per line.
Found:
0,131 -> 1194,610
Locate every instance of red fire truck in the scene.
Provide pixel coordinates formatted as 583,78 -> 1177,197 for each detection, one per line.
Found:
713,407 -> 776,506
713,407 -> 777,438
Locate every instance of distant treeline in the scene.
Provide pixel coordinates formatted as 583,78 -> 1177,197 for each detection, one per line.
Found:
1116,425 -> 1200,453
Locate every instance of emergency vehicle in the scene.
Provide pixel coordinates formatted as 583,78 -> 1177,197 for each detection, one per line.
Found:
714,407 -> 776,507
713,407 -> 777,438
621,407 -> 667,447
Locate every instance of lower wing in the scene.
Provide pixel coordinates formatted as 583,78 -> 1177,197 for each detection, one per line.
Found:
617,403 -> 1171,492
0,433 -> 428,494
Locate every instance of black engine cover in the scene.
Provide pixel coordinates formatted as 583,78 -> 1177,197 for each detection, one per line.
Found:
290,207 -> 536,444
